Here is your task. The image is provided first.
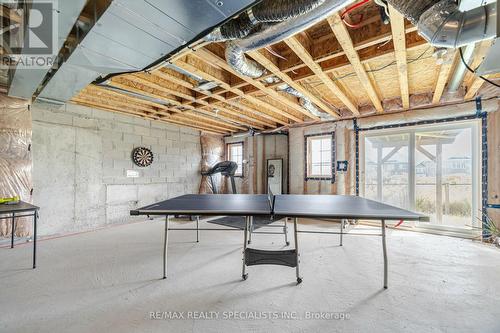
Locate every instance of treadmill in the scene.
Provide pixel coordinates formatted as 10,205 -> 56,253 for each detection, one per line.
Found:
202,161 -> 238,194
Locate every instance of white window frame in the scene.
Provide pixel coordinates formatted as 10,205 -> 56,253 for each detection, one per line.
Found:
227,142 -> 244,177
305,133 -> 335,180
360,120 -> 481,237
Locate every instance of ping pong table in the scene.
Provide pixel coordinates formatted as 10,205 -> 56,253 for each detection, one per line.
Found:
130,194 -> 428,288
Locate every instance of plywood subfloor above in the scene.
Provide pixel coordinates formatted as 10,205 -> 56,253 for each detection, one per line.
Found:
72,3 -> 500,134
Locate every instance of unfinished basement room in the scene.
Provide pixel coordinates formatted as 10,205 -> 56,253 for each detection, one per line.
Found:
1,0 -> 500,332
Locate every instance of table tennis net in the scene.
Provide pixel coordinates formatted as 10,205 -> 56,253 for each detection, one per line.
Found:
267,188 -> 276,212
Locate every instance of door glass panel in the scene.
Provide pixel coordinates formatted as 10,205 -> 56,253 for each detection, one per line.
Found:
364,123 -> 477,230
416,128 -> 473,226
365,133 -> 409,209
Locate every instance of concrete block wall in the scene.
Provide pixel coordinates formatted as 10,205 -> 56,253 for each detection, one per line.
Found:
32,102 -> 201,236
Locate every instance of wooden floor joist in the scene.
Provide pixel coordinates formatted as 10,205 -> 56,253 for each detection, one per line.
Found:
71,99 -> 226,135
388,5 -> 410,109
327,14 -> 383,113
173,59 -> 290,126
195,48 -> 318,122
106,78 -> 242,132
432,51 -> 457,104
284,36 -> 360,116
248,49 -> 340,119
464,40 -> 493,100
71,2 -> 489,133
191,49 -> 305,123
149,69 -> 269,130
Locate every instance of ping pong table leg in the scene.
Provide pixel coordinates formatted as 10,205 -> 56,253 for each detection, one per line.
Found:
382,220 -> 388,289
242,216 -> 249,280
33,212 -> 37,269
340,219 -> 344,246
284,218 -> 289,246
11,213 -> 15,249
248,217 -> 253,245
196,216 -> 200,243
163,216 -> 169,279
293,218 -> 302,284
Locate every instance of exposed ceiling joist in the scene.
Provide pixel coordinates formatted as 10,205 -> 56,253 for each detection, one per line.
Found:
463,40 -> 494,100
71,99 -> 225,135
148,69 -> 267,130
432,51 -> 457,104
193,48 -> 310,122
284,35 -> 360,116
388,5 -> 410,109
104,79 -> 242,132
173,59 -> 290,126
327,14 -> 383,114
247,49 -> 340,119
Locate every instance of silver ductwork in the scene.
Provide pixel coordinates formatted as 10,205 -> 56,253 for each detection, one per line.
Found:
223,0 -> 356,78
225,40 -> 267,78
205,0 -> 326,42
276,83 -> 334,120
387,0 -> 497,48
447,43 -> 475,92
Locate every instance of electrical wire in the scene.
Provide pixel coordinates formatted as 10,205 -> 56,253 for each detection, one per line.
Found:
341,0 -> 370,29
459,48 -> 500,89
307,46 -> 433,87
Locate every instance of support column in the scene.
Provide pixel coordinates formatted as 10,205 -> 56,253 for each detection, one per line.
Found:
377,146 -> 383,201
436,143 -> 443,223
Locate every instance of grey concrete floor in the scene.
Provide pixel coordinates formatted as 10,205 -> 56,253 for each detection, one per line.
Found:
1,218 -> 500,333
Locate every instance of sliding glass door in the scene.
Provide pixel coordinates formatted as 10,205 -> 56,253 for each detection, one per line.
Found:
362,121 -> 480,231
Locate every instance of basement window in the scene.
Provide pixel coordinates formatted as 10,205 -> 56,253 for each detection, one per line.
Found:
305,133 -> 335,180
227,142 -> 244,177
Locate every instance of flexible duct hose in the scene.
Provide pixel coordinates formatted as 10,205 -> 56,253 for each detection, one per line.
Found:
384,0 -> 437,25
250,0 -> 326,23
206,0 -> 326,42
205,13 -> 255,42
277,83 -> 333,119
225,41 -> 267,78
386,0 -> 497,48
226,0 -> 356,78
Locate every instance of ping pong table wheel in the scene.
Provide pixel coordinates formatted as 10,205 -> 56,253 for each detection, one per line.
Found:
242,274 -> 248,280
296,277 -> 303,284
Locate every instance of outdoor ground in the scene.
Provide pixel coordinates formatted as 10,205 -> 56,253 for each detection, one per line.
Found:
1,218 -> 499,333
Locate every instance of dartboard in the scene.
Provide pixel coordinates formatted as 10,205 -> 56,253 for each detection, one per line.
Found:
132,147 -> 154,167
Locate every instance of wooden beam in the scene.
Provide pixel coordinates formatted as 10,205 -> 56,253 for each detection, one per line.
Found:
388,5 -> 410,109
121,75 -> 246,131
105,79 -> 239,132
464,76 -> 489,100
173,59 -> 288,125
284,35 -> 360,116
327,14 -> 383,113
0,5 -> 22,23
150,69 -> 268,130
277,23 -> 419,79
432,51 -> 456,104
248,49 -> 340,119
84,85 -> 170,110
193,49 -> 309,122
71,99 -> 224,134
464,40 -> 493,100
